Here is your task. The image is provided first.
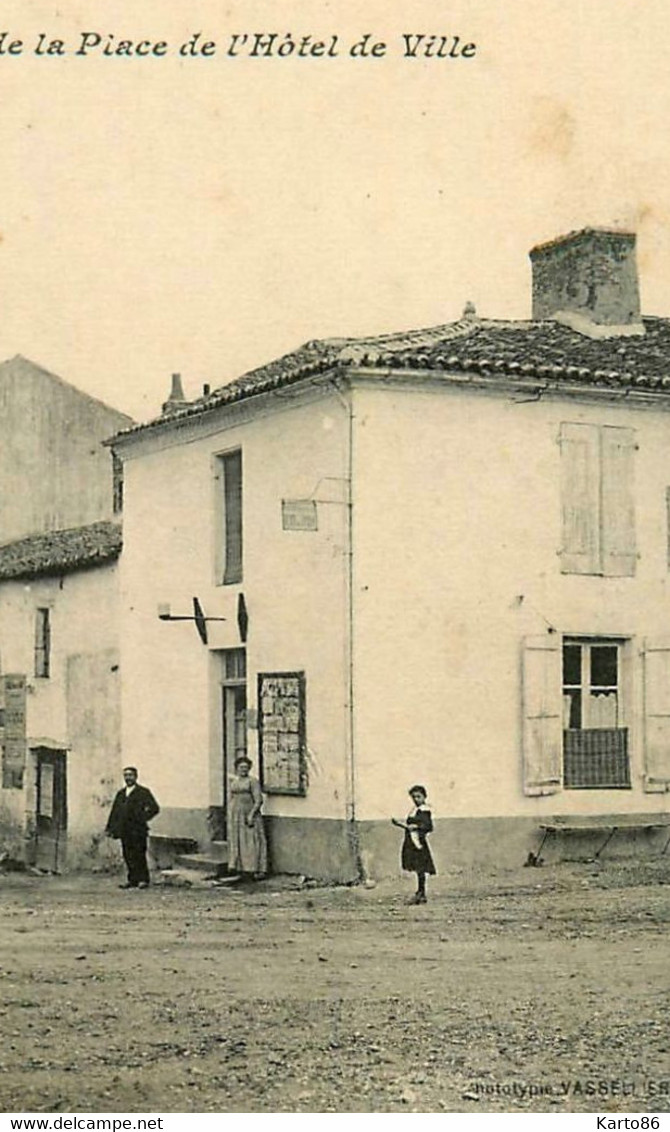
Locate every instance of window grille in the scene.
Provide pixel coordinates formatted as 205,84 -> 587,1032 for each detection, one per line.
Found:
563,727 -> 630,788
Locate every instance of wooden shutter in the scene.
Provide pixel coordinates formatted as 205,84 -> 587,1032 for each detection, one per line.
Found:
34,608 -> 50,678
559,423 -> 600,574
643,637 -> 670,792
601,426 -> 636,577
522,635 -> 562,795
223,451 -> 243,584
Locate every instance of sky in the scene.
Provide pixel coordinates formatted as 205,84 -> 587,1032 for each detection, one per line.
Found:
1,0 -> 670,421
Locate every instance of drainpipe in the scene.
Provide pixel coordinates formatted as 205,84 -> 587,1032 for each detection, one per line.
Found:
330,375 -> 362,880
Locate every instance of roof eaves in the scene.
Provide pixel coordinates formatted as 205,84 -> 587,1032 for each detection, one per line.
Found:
109,352 -> 348,445
0,521 -> 123,583
349,347 -> 670,393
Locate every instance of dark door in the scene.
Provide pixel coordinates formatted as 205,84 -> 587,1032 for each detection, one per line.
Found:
222,684 -> 247,839
35,748 -> 67,872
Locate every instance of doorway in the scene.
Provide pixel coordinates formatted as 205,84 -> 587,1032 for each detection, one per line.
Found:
221,648 -> 247,840
34,747 -> 67,872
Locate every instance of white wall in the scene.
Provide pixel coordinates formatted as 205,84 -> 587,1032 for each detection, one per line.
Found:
119,386 -> 351,827
351,380 -> 670,822
0,563 -> 121,859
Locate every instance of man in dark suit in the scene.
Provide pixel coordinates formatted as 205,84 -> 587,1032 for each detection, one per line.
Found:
106,766 -> 160,889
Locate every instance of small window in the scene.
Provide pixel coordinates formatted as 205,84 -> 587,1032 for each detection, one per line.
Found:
34,608 -> 51,678
112,453 -> 124,514
222,648 -> 246,682
562,638 -> 630,788
217,451 -> 243,585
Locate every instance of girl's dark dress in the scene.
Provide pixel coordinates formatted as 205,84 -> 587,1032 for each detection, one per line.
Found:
401,804 -> 436,875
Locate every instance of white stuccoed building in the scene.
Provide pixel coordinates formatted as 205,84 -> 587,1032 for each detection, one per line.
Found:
112,228 -> 670,880
0,357 -> 132,870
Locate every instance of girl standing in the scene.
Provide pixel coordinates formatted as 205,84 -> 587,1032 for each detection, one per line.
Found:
228,755 -> 268,879
392,784 -> 436,904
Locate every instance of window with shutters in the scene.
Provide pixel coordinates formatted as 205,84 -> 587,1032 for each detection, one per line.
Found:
643,637 -> 670,793
562,638 -> 630,789
34,608 -> 51,679
216,450 -> 243,585
522,635 -> 562,796
559,423 -> 636,576
523,634 -> 632,796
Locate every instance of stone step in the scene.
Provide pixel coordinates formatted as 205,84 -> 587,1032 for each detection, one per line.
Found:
150,835 -> 199,853
149,834 -> 200,870
175,850 -> 229,874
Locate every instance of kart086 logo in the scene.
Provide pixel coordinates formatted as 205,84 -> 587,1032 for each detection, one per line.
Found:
596,1119 -> 661,1130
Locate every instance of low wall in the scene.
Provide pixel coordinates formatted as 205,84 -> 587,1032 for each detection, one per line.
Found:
111,807 -> 670,881
358,813 -> 670,878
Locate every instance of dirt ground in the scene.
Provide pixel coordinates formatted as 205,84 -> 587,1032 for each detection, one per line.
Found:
1,858 -> 670,1114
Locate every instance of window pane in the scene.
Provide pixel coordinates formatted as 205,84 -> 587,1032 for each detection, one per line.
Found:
563,689 -> 582,729
588,690 -> 618,727
590,645 -> 618,688
224,648 -> 246,680
39,763 -> 54,817
563,644 -> 582,686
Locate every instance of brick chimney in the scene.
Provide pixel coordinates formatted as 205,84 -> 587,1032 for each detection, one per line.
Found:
162,372 -> 189,415
530,228 -> 642,330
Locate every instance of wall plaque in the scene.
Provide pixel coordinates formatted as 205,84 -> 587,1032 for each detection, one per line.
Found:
258,671 -> 306,795
282,500 -> 318,532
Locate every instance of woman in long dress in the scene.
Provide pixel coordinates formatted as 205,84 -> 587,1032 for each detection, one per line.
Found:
228,755 -> 268,879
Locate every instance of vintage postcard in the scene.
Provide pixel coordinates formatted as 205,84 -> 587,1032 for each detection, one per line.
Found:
0,0 -> 669,1119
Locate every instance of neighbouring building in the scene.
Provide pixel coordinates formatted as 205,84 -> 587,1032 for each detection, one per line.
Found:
0,357 -> 133,870
112,228 -> 670,881
0,355 -> 128,545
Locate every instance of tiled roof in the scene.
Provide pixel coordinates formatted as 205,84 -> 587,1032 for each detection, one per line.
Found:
353,317 -> 670,389
112,315 -> 670,442
0,521 -> 122,582
110,338 -> 357,441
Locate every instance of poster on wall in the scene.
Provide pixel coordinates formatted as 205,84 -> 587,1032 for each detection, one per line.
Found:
257,671 -> 306,795
1,673 -> 27,790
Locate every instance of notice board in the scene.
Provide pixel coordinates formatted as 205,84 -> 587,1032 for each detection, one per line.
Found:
1,674 -> 27,790
258,671 -> 306,796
